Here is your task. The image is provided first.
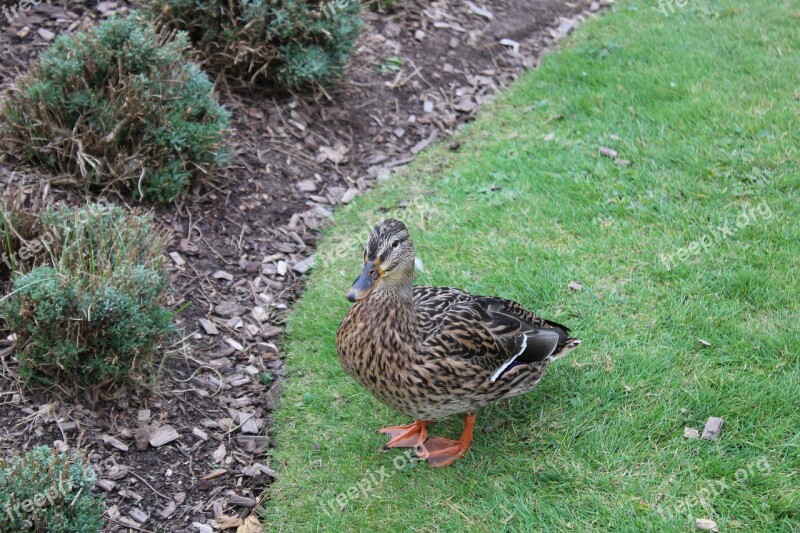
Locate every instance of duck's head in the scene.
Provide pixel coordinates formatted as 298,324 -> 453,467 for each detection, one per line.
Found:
346,219 -> 416,302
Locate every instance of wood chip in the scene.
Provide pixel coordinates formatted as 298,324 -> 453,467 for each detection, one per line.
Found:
556,18 -> 575,36
199,318 -> 219,335
128,508 -> 148,524
201,468 -> 228,480
134,426 -> 150,451
224,337 -> 244,351
698,338 -> 711,347
159,501 -> 176,519
599,146 -> 619,158
212,443 -> 226,464
701,417 -> 724,440
251,307 -> 268,323
37,28 -> 55,41
192,522 -> 214,533
341,189 -> 358,204
453,97 -> 477,113
466,1 -> 494,19
499,38 -> 519,52
169,251 -> 186,266
96,479 -> 117,492
695,518 -> 718,531
292,255 -> 315,274
100,434 -> 129,452
296,179 -> 316,192
213,270 -> 234,281
227,495 -> 257,507
149,425 -> 180,447
215,302 -> 247,317
192,428 -> 209,441
105,464 -> 129,481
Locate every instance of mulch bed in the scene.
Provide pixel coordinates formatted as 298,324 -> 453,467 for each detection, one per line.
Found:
0,0 -> 609,530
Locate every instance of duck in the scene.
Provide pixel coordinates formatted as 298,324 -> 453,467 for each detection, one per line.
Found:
335,219 -> 581,467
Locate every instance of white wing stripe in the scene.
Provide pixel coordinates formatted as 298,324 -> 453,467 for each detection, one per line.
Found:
490,335 -> 528,382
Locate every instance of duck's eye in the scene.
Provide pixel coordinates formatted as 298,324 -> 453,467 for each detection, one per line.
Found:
392,240 -> 400,248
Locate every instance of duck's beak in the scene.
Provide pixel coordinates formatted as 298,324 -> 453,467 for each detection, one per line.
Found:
346,261 -> 382,302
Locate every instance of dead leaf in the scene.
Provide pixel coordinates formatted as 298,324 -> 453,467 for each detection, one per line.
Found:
237,514 -> 264,533
215,516 -> 243,530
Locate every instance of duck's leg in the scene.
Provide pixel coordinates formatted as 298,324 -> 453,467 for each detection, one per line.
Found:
378,420 -> 430,450
415,413 -> 476,467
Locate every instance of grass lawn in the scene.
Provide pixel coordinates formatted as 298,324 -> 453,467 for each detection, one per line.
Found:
262,0 -> 799,530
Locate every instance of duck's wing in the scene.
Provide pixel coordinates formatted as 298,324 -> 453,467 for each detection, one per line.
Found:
413,287 -> 578,382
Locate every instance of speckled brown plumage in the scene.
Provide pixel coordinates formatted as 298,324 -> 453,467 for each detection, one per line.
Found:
335,219 -> 580,466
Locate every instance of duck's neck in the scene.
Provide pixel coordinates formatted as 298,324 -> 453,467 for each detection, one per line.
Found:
370,265 -> 416,343
375,263 -> 414,304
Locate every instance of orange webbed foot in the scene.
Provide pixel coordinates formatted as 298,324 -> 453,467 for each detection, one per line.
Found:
414,413 -> 476,468
378,420 -> 429,450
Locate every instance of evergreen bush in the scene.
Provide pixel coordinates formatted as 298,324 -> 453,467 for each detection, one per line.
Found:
0,203 -> 172,385
0,446 -> 104,533
147,0 -> 362,88
0,14 -> 229,202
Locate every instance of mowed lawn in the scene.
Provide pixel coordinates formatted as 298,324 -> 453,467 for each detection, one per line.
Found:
262,0 -> 799,530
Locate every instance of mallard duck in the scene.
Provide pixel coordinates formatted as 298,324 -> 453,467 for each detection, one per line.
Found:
335,219 -> 580,467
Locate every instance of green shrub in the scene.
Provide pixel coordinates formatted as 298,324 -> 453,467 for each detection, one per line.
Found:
0,13 -> 229,202
147,0 -> 362,89
0,446 -> 104,533
0,203 -> 173,385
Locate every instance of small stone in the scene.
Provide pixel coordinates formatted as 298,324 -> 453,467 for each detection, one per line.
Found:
191,523 -> 214,533
414,29 -> 425,41
698,339 -> 711,347
423,101 -> 434,113
684,427 -> 700,439
192,428 -> 209,441
568,281 -> 583,291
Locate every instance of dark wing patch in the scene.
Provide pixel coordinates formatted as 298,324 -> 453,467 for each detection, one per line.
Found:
413,288 -> 571,380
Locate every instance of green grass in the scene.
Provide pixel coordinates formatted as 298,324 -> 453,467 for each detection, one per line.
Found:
262,0 -> 800,530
